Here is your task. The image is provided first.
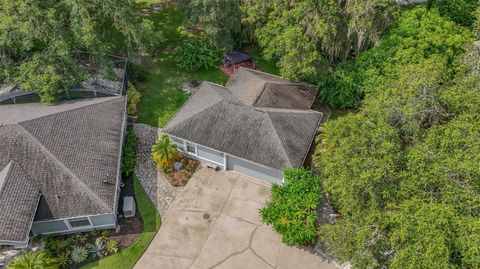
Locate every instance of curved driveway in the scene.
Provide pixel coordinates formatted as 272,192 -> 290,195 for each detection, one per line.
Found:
135,167 -> 337,269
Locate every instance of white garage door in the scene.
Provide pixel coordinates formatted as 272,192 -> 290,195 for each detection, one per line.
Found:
226,155 -> 283,184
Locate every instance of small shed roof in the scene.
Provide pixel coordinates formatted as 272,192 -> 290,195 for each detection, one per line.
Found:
224,50 -> 252,65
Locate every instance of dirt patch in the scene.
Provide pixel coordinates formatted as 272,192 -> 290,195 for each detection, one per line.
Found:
110,213 -> 143,248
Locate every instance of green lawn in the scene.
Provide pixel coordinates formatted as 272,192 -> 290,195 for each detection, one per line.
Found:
82,176 -> 161,269
132,5 -> 228,128
245,47 -> 280,76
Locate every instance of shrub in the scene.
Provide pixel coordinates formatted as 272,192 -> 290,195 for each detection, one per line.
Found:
173,38 -> 221,71
127,82 -> 141,115
105,240 -> 119,255
260,168 -> 322,246
89,238 -> 106,258
8,251 -> 58,269
99,230 -> 111,242
70,245 -> 89,264
151,134 -> 179,168
122,130 -> 137,176
57,252 -> 70,268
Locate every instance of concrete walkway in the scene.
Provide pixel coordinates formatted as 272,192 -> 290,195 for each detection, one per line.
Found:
135,167 -> 337,269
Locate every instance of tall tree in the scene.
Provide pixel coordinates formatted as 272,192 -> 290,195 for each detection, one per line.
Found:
181,0 -> 241,50
241,0 -> 396,81
0,0 -> 160,102
315,43 -> 480,269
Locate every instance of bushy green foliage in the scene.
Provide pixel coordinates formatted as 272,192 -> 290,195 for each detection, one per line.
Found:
260,168 -> 322,246
0,0 -> 160,102
71,245 -> 89,264
429,0 -> 479,26
181,0 -> 241,50
242,0 -> 396,81
127,82 -> 142,116
315,43 -> 480,269
173,39 -> 221,71
122,130 -> 137,177
8,251 -> 58,269
320,6 -> 474,108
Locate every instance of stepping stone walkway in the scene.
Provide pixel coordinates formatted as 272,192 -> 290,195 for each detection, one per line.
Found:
133,124 -> 183,219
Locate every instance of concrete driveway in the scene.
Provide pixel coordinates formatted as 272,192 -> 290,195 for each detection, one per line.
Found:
135,167 -> 337,269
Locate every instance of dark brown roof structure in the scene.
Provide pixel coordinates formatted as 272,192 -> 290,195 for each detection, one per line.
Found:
0,96 -> 126,243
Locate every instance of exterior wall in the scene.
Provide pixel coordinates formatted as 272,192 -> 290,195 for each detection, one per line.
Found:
31,219 -> 68,234
171,137 -> 185,151
226,155 -> 284,184
90,214 -> 116,227
31,213 -> 116,236
0,240 -> 28,249
168,136 -> 284,184
197,145 -> 224,165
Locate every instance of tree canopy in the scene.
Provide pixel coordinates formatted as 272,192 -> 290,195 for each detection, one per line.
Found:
180,0 -> 241,50
0,0 -> 160,102
314,7 -> 480,267
241,0 -> 396,81
320,6 -> 474,108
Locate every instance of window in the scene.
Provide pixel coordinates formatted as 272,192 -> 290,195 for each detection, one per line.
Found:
68,217 -> 91,228
186,142 -> 196,154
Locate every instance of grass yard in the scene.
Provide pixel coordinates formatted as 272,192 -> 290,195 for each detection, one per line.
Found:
245,46 -> 280,76
81,176 -> 161,269
131,4 -> 228,128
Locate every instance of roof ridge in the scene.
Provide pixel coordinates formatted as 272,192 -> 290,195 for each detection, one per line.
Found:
15,96 -> 122,125
264,112 -> 293,167
259,107 -> 323,114
16,125 -> 111,212
0,161 -> 13,200
163,83 -> 220,130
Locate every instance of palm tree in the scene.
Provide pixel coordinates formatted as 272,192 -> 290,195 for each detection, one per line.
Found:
151,134 -> 179,168
8,251 -> 58,269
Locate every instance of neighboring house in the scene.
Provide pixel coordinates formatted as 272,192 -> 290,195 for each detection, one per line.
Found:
0,97 -> 127,248
163,68 -> 323,184
0,59 -> 128,248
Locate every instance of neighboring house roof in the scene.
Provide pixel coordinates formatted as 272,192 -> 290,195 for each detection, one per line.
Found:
164,71 -> 322,170
0,96 -> 126,243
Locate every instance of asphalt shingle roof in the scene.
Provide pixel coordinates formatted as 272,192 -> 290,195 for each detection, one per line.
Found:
0,96 -> 126,243
164,76 -> 322,170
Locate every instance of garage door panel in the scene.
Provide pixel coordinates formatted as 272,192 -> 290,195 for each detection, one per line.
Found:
227,156 -> 283,184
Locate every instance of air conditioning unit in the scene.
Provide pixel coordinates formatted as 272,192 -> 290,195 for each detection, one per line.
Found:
123,196 -> 136,218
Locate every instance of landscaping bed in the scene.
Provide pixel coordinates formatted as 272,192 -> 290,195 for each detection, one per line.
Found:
161,156 -> 200,187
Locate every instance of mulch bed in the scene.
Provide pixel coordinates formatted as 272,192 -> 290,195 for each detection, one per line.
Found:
162,157 -> 200,187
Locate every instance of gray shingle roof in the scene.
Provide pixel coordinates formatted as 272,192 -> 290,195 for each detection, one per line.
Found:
0,96 -> 126,243
164,79 -> 322,170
